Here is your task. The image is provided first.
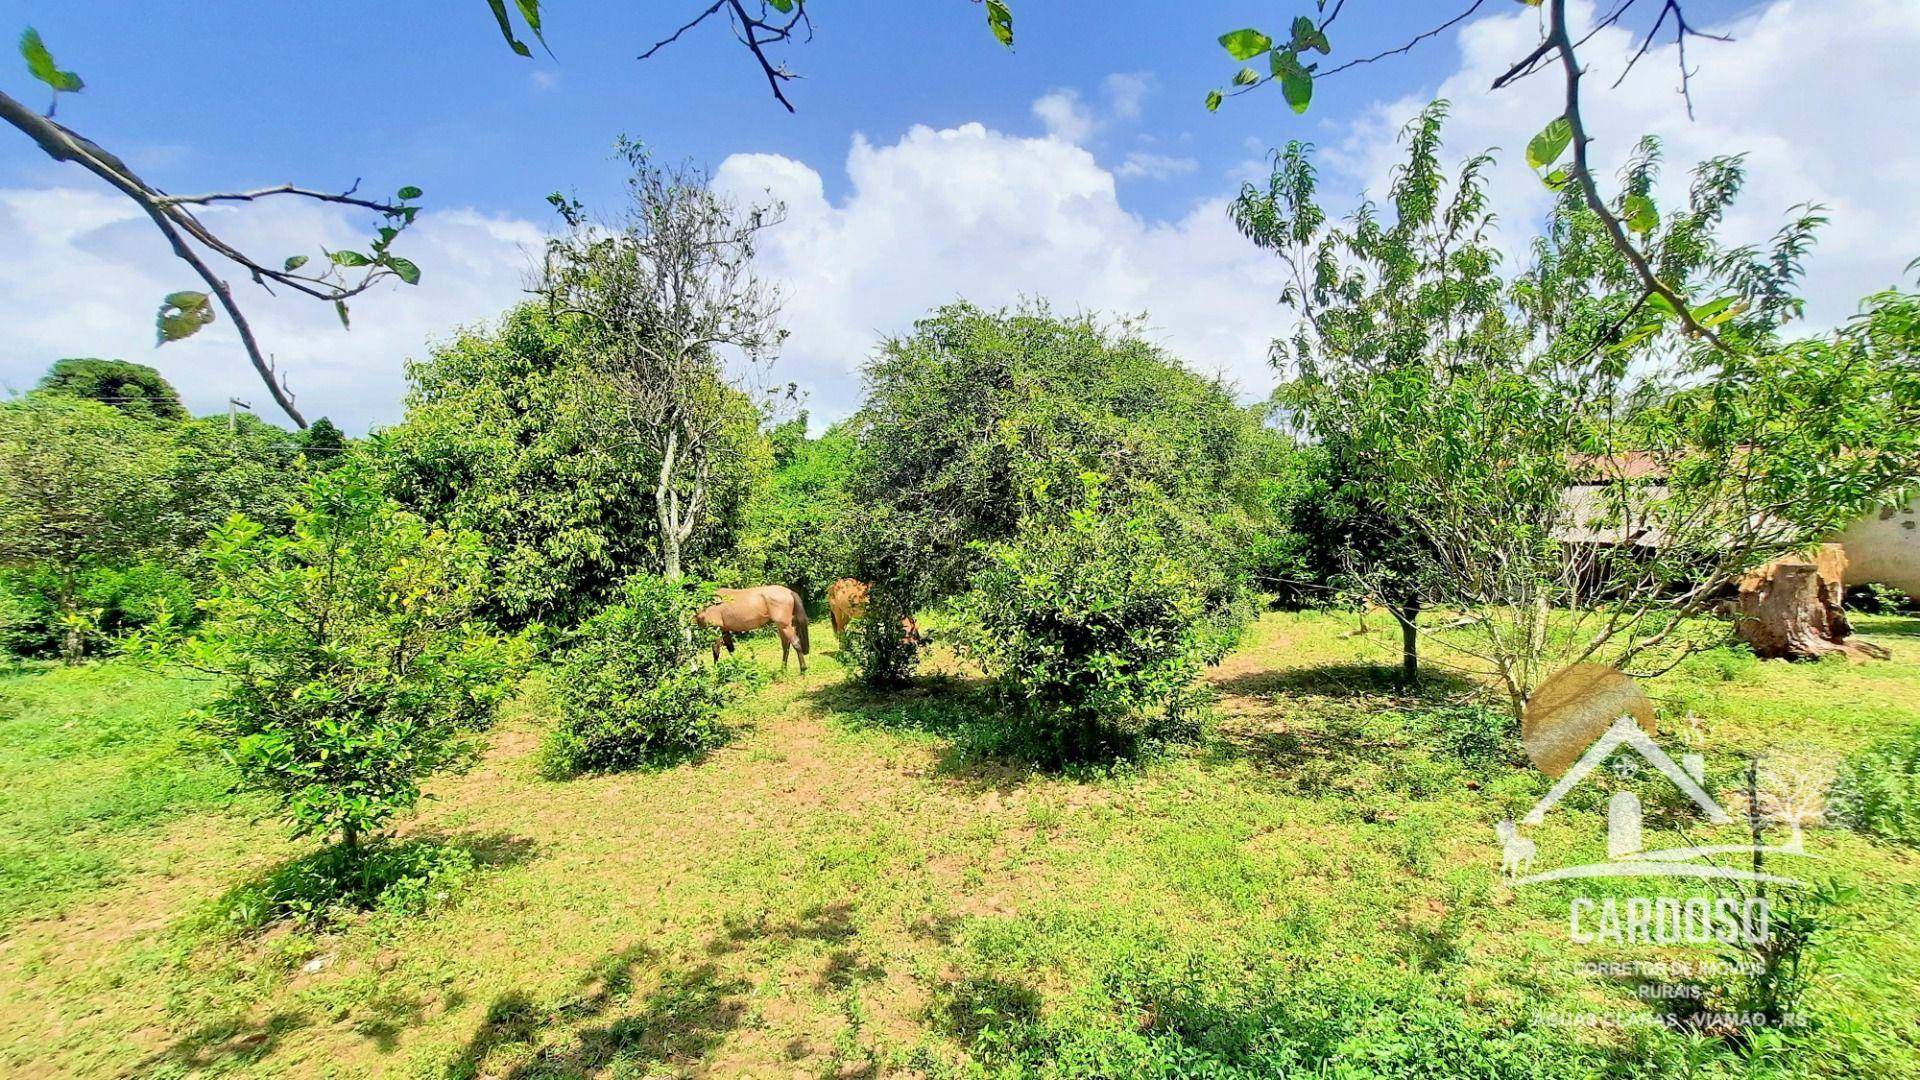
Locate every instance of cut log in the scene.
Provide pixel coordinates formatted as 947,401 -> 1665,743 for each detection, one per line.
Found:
1735,544 -> 1887,661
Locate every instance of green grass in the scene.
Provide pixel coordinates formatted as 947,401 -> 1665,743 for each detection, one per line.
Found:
0,660 -> 233,930
1,612 -> 1917,1077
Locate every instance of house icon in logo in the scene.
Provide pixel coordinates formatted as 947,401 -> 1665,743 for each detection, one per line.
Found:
1500,715 -> 1806,887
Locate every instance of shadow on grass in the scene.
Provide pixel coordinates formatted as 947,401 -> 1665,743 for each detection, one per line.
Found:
1205,662 -> 1520,798
1211,661 -> 1475,702
935,961 -> 1703,1077
448,903 -> 865,1078
139,1009 -> 320,1076
800,676 -> 1039,793
206,830 -> 538,936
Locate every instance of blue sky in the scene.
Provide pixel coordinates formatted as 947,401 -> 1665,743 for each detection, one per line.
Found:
0,2 -> 1475,219
4,0 -> 1913,431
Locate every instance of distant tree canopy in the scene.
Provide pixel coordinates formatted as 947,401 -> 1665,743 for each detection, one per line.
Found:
376,303 -> 770,629
298,417 -> 349,456
730,420 -> 856,602
36,358 -> 188,421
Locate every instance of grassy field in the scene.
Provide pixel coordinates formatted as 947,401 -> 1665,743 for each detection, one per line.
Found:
1,612 -> 1917,1078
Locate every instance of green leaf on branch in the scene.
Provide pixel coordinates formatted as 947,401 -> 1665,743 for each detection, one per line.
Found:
388,256 -> 422,286
1272,51 -> 1312,113
335,301 -> 351,330
19,28 -> 83,96
1543,168 -> 1571,191
397,185 -> 423,201
283,255 -> 309,272
985,0 -> 1014,47
1219,28 -> 1273,61
515,0 -> 545,43
1205,89 -> 1224,113
1232,66 -> 1260,87
1289,16 -> 1329,54
1690,295 -> 1744,328
486,0 -> 532,57
156,291 -> 213,344
330,250 -> 372,268
1525,116 -> 1573,170
1622,193 -> 1658,235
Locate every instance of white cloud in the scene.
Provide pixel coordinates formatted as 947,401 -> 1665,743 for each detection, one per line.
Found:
1103,72 -> 1154,120
7,0 -> 1905,438
1032,73 -> 1157,146
714,123 -> 1289,424
0,186 -> 540,432
1318,0 -> 1920,328
1118,151 -> 1199,181
1030,89 -> 1094,144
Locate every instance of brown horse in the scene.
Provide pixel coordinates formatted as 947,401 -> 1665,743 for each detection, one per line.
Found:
825,578 -> 924,647
826,578 -> 869,640
695,585 -> 810,673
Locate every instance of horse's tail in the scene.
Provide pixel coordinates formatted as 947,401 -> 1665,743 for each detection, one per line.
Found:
792,589 -> 810,655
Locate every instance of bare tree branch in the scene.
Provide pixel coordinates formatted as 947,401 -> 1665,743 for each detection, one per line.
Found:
1543,0 -> 1732,351
0,88 -> 427,428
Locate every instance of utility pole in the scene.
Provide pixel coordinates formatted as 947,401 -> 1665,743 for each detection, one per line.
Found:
228,397 -> 251,433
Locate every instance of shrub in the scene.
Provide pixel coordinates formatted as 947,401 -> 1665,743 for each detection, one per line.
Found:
1830,724 -> 1920,845
215,838 -> 479,931
541,575 -> 742,776
0,561 -> 196,659
954,489 -> 1220,766
841,581 -> 923,689
150,463 -> 527,857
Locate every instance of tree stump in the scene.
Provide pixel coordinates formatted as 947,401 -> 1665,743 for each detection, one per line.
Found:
1735,544 -> 1886,660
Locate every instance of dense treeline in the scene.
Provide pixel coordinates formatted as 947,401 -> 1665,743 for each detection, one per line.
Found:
0,362 -> 336,659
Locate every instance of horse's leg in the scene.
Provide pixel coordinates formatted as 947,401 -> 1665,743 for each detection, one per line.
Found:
722,631 -> 736,655
711,635 -> 722,664
779,624 -> 803,673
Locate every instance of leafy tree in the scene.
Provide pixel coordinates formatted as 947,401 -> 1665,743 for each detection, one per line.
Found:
379,303 -> 768,627
1208,0 -> 1748,344
730,421 -> 856,602
299,416 -> 349,457
377,305 -> 658,628
0,395 -> 172,659
152,463 -> 525,857
1243,105 -> 1920,717
160,412 -> 305,548
1234,105 -> 1508,679
766,409 -> 810,467
540,140 -> 784,582
36,358 -> 187,421
852,301 -> 1269,606
541,574 -> 742,777
954,480 -> 1220,766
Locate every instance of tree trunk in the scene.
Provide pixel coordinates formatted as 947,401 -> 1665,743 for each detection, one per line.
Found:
1735,544 -> 1885,661
1392,602 -> 1420,684
57,569 -> 81,665
660,506 -> 683,581
657,448 -> 683,581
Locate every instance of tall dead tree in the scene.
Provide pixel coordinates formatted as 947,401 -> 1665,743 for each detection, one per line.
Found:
540,140 -> 784,580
